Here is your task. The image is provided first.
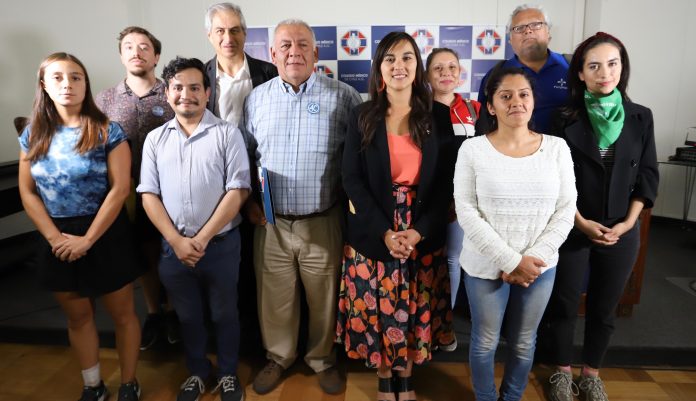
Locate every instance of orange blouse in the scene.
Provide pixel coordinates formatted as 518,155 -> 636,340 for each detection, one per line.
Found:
387,133 -> 422,185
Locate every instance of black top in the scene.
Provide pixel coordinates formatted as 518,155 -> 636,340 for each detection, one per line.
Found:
342,102 -> 450,260
549,101 -> 659,222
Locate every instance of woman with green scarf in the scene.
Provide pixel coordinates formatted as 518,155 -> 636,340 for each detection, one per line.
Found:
544,32 -> 659,401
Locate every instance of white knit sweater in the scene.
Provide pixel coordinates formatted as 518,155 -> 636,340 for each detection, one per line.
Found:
453,134 -> 577,280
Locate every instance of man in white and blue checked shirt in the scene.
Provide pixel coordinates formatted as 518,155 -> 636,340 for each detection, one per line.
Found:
241,18 -> 362,396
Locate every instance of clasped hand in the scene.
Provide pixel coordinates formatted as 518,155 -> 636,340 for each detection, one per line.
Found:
170,236 -> 206,268
383,229 -> 421,260
51,233 -> 93,263
501,255 -> 546,288
579,219 -> 633,246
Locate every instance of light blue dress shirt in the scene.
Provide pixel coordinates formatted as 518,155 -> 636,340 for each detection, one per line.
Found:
137,109 -> 251,237
241,73 -> 362,215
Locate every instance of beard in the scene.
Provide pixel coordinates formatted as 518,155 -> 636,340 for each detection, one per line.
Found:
176,103 -> 201,119
128,67 -> 150,78
518,41 -> 548,62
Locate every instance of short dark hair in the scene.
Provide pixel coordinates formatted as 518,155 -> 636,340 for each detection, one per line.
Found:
161,57 -> 210,89
483,66 -> 536,133
118,26 -> 162,55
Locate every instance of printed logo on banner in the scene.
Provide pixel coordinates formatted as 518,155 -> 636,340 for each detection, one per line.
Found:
411,29 -> 435,55
338,60 -> 371,93
477,29 -> 501,55
471,59 -> 502,95
371,26 -> 405,58
472,26 -> 506,60
313,26 -> 337,60
314,65 -> 335,79
245,27 -> 272,62
439,26 -> 473,59
406,25 -> 439,58
314,60 -> 338,79
337,26 -> 371,60
455,59 -> 473,94
341,30 -> 367,56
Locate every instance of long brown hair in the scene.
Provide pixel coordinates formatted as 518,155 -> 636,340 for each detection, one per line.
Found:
26,52 -> 109,161
359,32 -> 431,149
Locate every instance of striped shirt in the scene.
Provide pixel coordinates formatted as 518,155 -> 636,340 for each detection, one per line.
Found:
137,110 -> 251,237
241,73 -> 362,215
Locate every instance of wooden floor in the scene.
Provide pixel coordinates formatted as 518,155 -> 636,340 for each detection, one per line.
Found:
1,343 -> 695,401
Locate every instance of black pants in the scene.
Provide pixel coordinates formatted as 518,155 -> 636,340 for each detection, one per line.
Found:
543,223 -> 639,368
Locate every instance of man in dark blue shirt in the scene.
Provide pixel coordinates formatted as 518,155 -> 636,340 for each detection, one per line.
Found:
478,5 -> 569,134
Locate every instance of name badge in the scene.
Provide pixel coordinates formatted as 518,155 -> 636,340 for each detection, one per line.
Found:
152,106 -> 165,117
307,102 -> 320,114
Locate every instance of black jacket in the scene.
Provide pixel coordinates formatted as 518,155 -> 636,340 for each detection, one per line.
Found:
549,101 -> 658,222
342,103 -> 450,261
205,53 -> 277,115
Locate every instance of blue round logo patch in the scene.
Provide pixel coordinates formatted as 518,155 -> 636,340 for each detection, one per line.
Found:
152,105 -> 165,117
307,102 -> 320,114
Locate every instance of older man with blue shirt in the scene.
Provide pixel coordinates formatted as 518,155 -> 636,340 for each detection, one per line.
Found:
241,19 -> 362,396
477,4 -> 569,134
137,57 -> 249,401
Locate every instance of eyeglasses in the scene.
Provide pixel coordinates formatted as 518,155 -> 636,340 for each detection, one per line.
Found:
510,21 -> 547,34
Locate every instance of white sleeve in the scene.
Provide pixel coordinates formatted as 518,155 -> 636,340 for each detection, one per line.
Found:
453,141 -> 523,274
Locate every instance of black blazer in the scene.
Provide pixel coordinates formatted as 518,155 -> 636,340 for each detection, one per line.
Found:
550,101 -> 658,222
342,103 -> 449,261
205,53 -> 278,115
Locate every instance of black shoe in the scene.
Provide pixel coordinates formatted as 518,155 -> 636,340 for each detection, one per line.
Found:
215,375 -> 245,401
177,375 -> 205,401
78,381 -> 109,401
164,310 -> 181,344
117,380 -> 140,401
140,313 -> 162,350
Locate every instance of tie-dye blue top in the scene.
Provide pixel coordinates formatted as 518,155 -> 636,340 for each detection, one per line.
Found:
19,122 -> 127,218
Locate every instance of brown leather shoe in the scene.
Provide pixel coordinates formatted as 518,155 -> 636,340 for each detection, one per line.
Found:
317,366 -> 345,395
252,360 -> 284,395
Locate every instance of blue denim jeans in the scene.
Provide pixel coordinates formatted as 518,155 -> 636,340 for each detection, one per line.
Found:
159,228 -> 241,379
446,220 -> 464,307
464,268 -> 556,401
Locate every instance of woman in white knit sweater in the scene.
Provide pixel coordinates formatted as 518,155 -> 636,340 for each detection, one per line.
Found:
453,67 -> 576,401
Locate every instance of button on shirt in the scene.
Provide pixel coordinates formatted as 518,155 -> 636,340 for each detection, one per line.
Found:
95,80 -> 174,181
215,56 -> 252,126
137,109 -> 251,237
242,73 -> 362,215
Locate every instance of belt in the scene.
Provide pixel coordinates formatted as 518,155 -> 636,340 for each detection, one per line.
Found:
276,206 -> 333,221
208,226 -> 238,244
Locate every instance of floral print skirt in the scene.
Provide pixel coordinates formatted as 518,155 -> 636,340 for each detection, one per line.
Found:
336,184 -> 454,369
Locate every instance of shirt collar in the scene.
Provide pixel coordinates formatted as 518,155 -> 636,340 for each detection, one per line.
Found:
216,54 -> 251,80
119,78 -> 166,97
168,109 -> 222,138
277,72 -> 316,96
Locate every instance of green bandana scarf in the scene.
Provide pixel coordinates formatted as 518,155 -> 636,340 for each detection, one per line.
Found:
584,89 -> 624,149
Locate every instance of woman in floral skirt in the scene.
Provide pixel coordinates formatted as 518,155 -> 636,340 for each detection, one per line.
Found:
337,31 -> 454,401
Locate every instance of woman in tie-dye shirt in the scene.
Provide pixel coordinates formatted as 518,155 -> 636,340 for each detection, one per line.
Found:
18,52 -> 143,401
